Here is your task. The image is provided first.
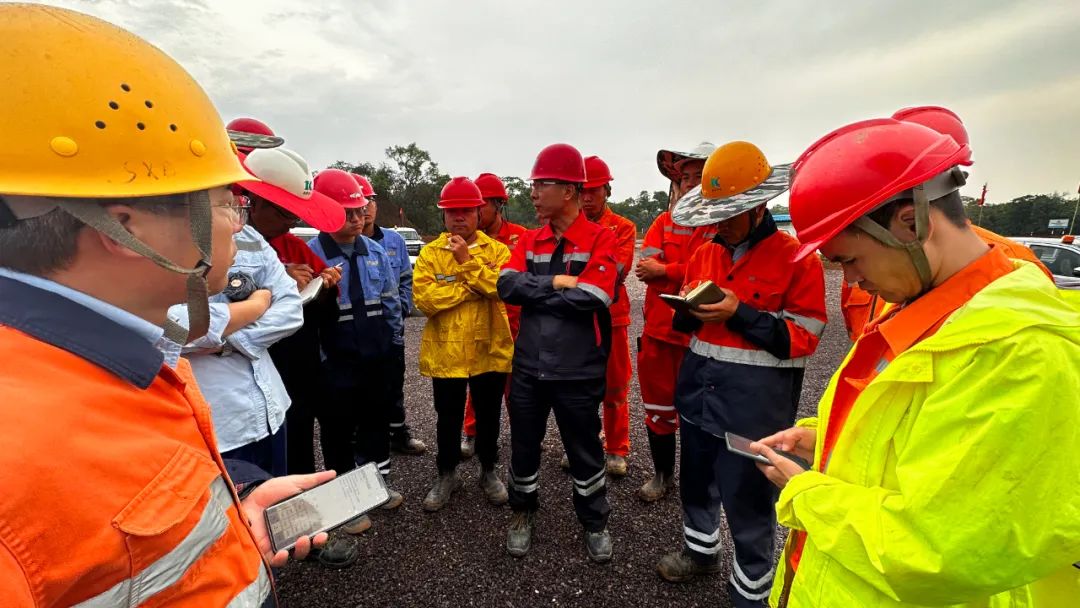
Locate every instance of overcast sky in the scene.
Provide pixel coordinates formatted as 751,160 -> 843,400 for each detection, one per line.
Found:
37,0 -> 1080,205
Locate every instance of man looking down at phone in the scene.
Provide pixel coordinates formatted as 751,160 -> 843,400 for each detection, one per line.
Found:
0,6 -> 330,605
752,118 -> 1080,607
414,177 -> 513,511
656,142 -> 826,607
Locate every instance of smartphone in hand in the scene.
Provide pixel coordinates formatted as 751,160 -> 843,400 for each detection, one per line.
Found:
264,462 -> 390,553
725,432 -> 811,471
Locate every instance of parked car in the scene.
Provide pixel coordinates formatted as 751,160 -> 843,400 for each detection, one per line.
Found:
389,226 -> 423,267
1011,236 -> 1080,290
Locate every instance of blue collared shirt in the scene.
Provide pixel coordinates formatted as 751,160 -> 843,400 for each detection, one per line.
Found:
168,225 -> 303,452
0,267 -> 181,366
371,225 -> 412,343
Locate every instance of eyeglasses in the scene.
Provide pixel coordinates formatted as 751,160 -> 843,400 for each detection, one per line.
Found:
213,194 -> 250,226
530,180 -> 576,191
345,208 -> 366,220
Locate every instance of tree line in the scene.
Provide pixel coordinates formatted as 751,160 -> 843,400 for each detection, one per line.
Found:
332,144 -> 1076,239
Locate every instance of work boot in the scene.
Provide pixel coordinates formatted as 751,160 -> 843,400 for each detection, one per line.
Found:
656,549 -> 721,583
584,528 -> 613,563
506,511 -> 534,558
460,435 -> 475,459
605,454 -> 628,477
341,514 -> 372,535
380,488 -> 405,511
422,471 -> 463,512
480,469 -> 508,506
391,436 -> 427,456
637,471 -> 675,502
560,452 -> 570,470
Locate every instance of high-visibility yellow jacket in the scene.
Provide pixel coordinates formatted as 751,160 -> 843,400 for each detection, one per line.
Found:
771,262 -> 1080,607
415,231 -> 513,378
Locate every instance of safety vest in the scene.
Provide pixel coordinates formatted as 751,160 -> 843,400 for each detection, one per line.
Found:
0,278 -> 270,607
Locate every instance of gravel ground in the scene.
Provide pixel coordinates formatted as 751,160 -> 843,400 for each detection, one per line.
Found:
277,266 -> 849,608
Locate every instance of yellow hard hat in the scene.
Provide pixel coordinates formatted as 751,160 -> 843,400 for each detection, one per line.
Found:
0,4 -> 250,199
671,141 -> 791,227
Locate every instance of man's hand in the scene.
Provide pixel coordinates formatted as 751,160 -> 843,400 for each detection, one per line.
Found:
448,235 -> 471,264
240,470 -> 336,567
688,287 -> 739,323
751,427 -> 817,490
552,274 -> 578,290
635,257 -> 666,281
319,265 -> 342,288
285,264 -> 315,290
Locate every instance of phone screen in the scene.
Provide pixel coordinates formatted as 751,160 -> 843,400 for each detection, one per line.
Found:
264,463 -> 389,552
724,432 -> 773,465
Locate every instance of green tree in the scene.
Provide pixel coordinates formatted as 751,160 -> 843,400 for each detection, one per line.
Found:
610,190 -> 669,231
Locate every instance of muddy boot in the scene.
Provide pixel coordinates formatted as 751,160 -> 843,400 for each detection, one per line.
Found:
341,515 -> 372,535
605,454 -> 628,477
460,435 -> 476,460
480,468 -> 508,506
638,429 -> 676,502
422,470 -> 463,512
380,488 -> 405,511
391,436 -> 427,456
584,528 -> 613,563
506,511 -> 535,558
559,452 -> 570,470
657,549 -> 721,583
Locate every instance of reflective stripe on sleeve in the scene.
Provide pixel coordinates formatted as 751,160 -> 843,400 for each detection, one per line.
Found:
640,247 -> 662,257
689,336 -> 807,368
771,310 -> 826,337
577,281 -> 612,306
499,268 -> 519,277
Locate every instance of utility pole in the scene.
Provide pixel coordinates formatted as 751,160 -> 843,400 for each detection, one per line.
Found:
1070,183 -> 1079,236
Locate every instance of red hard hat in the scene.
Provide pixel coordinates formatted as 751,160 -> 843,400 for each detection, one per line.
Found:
789,118 -> 972,261
583,155 -> 613,189
351,173 -> 377,198
530,143 -> 586,183
313,168 -> 368,209
227,117 -> 275,137
892,106 -> 970,148
438,176 -> 485,209
475,173 -> 509,200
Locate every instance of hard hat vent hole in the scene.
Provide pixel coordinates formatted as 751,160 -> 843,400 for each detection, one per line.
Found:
144,100 -> 153,109
169,124 -> 178,132
136,122 -> 146,131
108,101 -> 119,110
120,83 -> 131,92
95,121 -> 106,129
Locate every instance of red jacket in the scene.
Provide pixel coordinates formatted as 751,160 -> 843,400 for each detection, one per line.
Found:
640,211 -> 716,345
497,212 -> 619,380
491,218 -> 529,337
591,206 -> 637,327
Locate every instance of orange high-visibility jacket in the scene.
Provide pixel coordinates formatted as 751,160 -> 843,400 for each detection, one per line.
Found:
592,206 -> 637,327
0,277 -> 271,607
639,211 -> 717,346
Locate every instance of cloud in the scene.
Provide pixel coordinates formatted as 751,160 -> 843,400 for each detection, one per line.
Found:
35,0 -> 1080,203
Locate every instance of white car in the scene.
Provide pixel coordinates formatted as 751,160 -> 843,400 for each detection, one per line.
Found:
1011,236 -> 1080,290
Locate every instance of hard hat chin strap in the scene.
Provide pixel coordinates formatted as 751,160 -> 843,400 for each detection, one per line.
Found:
55,193 -> 214,344
850,167 -> 966,294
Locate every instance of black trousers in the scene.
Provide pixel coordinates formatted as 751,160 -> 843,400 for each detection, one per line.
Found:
285,393 -> 317,475
680,419 -> 777,608
507,372 -> 610,532
320,357 -> 392,477
432,372 -> 506,473
387,342 -> 412,442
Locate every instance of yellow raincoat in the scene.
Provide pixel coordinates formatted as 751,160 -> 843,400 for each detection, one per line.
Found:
772,262 -> 1080,607
415,231 -> 513,378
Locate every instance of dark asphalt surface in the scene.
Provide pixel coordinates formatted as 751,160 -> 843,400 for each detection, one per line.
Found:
277,267 -> 848,608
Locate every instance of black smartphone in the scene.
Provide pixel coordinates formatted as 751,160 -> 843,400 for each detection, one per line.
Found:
724,432 -> 811,471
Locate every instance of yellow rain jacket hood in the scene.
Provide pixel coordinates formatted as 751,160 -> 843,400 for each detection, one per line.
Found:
772,262 -> 1080,607
415,230 -> 513,378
